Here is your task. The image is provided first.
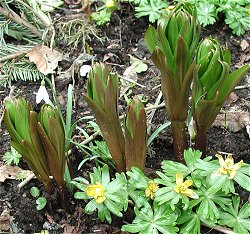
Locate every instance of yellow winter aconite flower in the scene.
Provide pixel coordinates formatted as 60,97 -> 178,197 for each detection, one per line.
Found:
86,182 -> 106,204
145,180 -> 159,199
106,0 -> 115,8
215,154 -> 243,179
174,172 -> 198,199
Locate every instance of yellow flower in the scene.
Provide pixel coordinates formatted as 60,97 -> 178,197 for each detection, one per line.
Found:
106,0 -> 115,8
215,154 -> 243,179
174,172 -> 198,199
145,180 -> 159,199
86,182 -> 106,204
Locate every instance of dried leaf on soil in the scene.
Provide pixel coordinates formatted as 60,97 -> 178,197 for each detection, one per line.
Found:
240,39 -> 249,51
128,54 -> 148,73
27,45 -> 63,75
0,165 -> 33,182
213,112 -> 250,132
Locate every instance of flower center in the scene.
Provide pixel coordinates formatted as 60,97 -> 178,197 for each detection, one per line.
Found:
175,183 -> 188,193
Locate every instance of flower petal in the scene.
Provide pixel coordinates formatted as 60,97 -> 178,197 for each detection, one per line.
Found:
232,160 -> 243,171
215,154 -> 225,167
184,179 -> 193,188
176,172 -> 183,185
225,154 -> 234,165
229,170 -> 236,180
182,188 -> 193,197
96,195 -> 106,204
189,190 -> 199,199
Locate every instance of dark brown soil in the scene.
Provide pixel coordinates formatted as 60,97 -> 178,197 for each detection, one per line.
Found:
0,3 -> 249,234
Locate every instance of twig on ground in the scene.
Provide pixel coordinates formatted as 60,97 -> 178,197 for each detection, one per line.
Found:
0,50 -> 31,63
202,222 -> 236,234
0,6 -> 43,38
17,173 -> 35,191
118,75 -> 146,88
81,130 -> 101,145
145,102 -> 165,112
234,85 -> 250,90
152,84 -> 161,90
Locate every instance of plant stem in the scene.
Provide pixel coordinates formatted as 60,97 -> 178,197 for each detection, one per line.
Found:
57,185 -> 71,213
171,121 -> 187,164
201,222 -> 236,234
194,129 -> 207,157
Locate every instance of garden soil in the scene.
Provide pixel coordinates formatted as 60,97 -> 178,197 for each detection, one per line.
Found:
0,3 -> 249,234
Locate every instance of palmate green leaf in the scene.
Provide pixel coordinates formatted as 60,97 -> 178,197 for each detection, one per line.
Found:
183,149 -> 202,172
161,160 -> 189,177
127,166 -> 149,190
72,165 -> 128,223
177,210 -> 201,234
219,196 -> 250,233
196,1 -> 217,26
189,187 -> 230,222
134,0 -> 168,23
207,174 -> 233,194
3,147 -> 22,165
224,7 -> 250,36
122,202 -> 178,234
194,158 -> 218,176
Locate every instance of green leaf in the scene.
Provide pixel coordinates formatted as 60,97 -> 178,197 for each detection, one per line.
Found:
177,210 -> 201,234
144,25 -> 159,53
101,164 -> 110,187
74,192 -> 88,200
183,149 -> 202,172
104,199 -> 123,217
30,187 -> 40,198
36,197 -> 47,210
234,171 -> 250,191
147,121 -> 171,146
161,160 -> 189,177
3,147 -> 22,165
85,199 -> 98,214
122,202 -> 178,233
207,174 -> 227,194
219,197 -> 250,233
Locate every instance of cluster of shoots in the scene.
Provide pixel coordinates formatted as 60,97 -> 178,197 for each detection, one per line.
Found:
83,63 -> 147,172
4,98 -> 69,212
145,3 -> 250,161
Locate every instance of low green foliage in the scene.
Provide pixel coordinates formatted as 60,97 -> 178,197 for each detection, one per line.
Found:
122,202 -> 179,233
30,186 -> 47,210
3,147 -> 22,165
72,165 -> 128,223
36,197 -> 47,210
30,187 -> 40,198
126,0 -> 250,35
72,149 -> 250,232
218,196 -> 250,233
